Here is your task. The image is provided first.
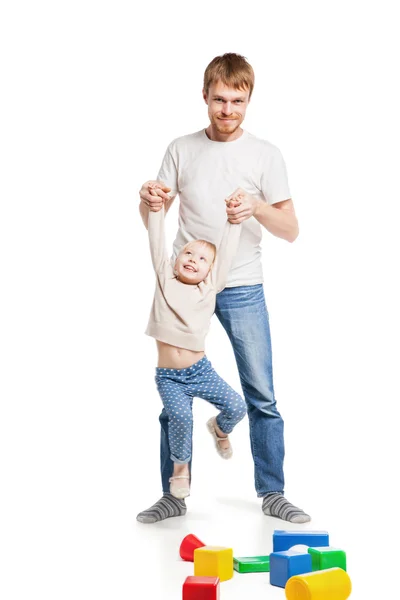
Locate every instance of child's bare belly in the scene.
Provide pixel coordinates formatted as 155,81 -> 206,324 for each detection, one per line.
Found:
156,340 -> 205,369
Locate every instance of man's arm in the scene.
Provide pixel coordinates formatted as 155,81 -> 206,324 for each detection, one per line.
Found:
254,198 -> 299,242
225,190 -> 299,243
243,145 -> 298,242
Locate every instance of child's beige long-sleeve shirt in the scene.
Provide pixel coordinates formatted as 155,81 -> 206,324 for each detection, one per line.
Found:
145,207 -> 241,351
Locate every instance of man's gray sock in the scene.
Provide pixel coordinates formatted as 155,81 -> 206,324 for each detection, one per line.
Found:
136,493 -> 187,524
262,493 -> 311,523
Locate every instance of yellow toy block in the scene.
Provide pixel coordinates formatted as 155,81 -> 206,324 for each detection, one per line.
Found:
285,567 -> 352,600
194,546 -> 233,582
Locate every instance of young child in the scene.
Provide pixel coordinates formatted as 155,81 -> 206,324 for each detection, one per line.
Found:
145,187 -> 247,499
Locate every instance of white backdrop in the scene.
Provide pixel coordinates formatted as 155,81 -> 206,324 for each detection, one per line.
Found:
1,1 -> 399,599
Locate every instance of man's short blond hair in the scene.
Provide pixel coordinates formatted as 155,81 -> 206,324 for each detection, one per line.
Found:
203,52 -> 255,99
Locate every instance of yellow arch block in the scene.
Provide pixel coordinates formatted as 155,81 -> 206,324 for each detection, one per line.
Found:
194,546 -> 233,582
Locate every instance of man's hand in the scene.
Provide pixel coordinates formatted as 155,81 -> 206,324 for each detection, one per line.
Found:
139,180 -> 171,212
225,188 -> 259,223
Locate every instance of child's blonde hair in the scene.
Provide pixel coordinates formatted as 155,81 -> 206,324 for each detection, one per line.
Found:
182,239 -> 217,266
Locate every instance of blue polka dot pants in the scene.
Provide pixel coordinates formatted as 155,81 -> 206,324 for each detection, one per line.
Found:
155,356 -> 247,464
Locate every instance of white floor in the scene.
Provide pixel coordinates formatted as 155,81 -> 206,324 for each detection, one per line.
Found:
133,486 -> 393,600
130,402 -> 395,600
2,385 -> 397,600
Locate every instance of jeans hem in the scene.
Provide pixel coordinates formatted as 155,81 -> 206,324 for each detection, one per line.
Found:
257,490 -> 284,499
170,455 -> 191,464
215,417 -> 233,435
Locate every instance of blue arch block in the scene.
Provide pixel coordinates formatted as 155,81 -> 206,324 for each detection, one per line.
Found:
273,530 -> 329,552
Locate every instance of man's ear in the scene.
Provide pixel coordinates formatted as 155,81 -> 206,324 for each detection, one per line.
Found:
202,88 -> 208,104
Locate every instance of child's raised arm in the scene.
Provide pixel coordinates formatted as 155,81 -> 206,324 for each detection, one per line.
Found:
147,205 -> 169,273
213,217 -> 242,293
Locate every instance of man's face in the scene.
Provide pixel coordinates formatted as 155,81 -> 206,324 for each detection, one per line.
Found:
174,241 -> 215,285
203,81 -> 250,135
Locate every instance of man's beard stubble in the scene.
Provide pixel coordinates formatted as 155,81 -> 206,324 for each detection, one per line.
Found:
213,114 -> 242,134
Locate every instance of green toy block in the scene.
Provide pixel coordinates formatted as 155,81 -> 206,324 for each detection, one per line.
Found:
308,546 -> 347,571
233,556 -> 270,573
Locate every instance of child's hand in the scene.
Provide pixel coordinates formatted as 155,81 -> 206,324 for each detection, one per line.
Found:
148,182 -> 171,194
140,180 -> 171,212
225,196 -> 242,209
225,188 -> 259,224
148,182 -> 171,212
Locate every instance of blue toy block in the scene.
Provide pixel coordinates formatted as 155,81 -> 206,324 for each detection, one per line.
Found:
269,550 -> 312,588
273,530 -> 329,552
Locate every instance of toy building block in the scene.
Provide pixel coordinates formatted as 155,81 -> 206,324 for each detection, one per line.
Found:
182,576 -> 220,600
289,545 -> 310,554
285,567 -> 352,600
273,530 -> 329,552
270,550 -> 312,588
308,547 -> 346,572
194,546 -> 234,582
233,556 -> 270,573
180,534 -> 206,561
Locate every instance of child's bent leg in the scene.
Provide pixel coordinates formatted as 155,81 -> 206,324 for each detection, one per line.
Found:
192,359 -> 247,455
198,365 -> 247,433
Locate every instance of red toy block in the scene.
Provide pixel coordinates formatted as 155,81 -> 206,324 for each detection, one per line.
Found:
182,576 -> 220,600
180,534 -> 206,561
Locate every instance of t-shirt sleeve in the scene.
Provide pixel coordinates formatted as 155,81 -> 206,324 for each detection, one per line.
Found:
213,221 -> 242,293
260,147 -> 291,205
147,206 -> 169,273
156,143 -> 179,197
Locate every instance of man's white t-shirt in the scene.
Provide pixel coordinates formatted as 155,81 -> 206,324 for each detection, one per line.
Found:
156,128 -> 291,288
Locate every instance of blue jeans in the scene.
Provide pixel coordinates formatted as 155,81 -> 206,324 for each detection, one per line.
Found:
155,356 -> 246,463
159,284 -> 285,498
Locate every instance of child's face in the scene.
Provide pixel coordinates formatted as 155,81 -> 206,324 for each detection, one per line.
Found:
174,242 -> 215,285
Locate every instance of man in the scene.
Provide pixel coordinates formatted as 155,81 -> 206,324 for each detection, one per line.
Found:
137,53 -> 310,524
